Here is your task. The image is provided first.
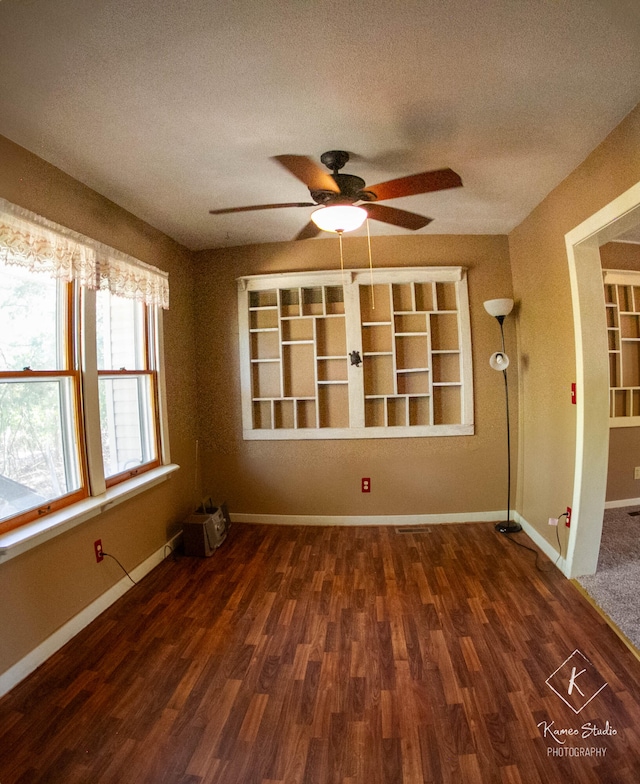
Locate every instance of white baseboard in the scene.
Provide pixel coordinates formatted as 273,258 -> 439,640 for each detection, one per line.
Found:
604,496 -> 640,509
0,532 -> 181,700
514,511 -> 567,575
232,510 -> 509,526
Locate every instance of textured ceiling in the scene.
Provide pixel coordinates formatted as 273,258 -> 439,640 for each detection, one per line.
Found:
1,0 -> 639,251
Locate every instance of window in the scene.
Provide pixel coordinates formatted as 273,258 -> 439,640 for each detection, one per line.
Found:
96,290 -> 160,483
238,266 -> 473,439
0,198 -> 169,535
0,266 -> 85,523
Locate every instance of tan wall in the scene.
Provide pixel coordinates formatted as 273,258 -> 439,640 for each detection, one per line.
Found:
600,241 -> 640,502
0,136 -> 198,676
607,427 -> 640,502
193,234 -> 514,517
508,103 -> 640,553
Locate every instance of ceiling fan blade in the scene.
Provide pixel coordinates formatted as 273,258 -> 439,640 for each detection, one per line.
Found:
272,155 -> 340,193
210,202 -> 315,215
365,203 -> 432,231
367,168 -> 462,201
294,221 -> 322,241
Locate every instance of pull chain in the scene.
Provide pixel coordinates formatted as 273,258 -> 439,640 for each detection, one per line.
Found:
366,218 -> 375,310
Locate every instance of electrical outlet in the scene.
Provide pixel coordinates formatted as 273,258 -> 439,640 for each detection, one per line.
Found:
362,477 -> 371,493
565,507 -> 572,527
94,539 -> 103,563
635,467 -> 640,480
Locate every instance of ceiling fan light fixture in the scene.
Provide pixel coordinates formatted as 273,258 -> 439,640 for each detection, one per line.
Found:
310,204 -> 368,234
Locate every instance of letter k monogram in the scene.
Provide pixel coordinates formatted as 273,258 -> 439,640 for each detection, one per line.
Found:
567,666 -> 586,697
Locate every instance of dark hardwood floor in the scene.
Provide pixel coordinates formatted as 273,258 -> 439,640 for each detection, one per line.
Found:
2,522 -> 640,783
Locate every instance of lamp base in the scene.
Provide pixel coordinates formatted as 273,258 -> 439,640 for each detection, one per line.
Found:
495,521 -> 522,534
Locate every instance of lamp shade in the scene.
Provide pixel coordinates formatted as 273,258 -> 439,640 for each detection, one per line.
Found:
489,351 -> 510,370
311,205 -> 368,234
483,298 -> 514,318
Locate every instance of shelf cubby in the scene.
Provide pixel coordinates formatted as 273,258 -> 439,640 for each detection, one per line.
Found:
318,384 -> 349,428
252,361 -> 281,399
317,358 -> 348,383
432,385 -> 461,425
364,354 -> 394,396
250,307 -> 278,330
396,370 -> 429,395
250,329 -> 279,359
316,316 -> 346,357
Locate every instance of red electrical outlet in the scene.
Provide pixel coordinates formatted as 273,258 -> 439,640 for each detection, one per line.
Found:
565,507 -> 572,527
94,539 -> 104,562
571,383 -> 577,405
362,477 -> 371,493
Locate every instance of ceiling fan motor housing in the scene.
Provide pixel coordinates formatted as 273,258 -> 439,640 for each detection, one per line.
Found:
310,174 -> 375,205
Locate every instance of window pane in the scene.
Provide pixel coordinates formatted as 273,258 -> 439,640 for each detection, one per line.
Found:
99,376 -> 156,478
0,262 -> 63,371
96,290 -> 146,371
0,379 -> 82,522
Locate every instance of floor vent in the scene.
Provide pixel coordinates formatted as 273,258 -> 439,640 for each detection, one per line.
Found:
395,527 -> 432,534
627,510 -> 640,517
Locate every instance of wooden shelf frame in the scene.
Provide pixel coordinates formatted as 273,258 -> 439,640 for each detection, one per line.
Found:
603,269 -> 640,427
238,267 -> 473,439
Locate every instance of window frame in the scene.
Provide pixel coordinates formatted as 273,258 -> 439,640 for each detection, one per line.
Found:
0,250 -> 170,537
94,292 -> 162,487
0,279 -> 88,533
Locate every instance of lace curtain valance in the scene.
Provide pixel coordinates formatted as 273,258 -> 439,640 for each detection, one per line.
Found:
0,197 -> 169,309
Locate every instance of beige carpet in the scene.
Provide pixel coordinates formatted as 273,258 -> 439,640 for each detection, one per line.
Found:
577,505 -> 640,650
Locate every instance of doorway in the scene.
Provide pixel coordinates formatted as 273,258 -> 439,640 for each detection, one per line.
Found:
566,180 -> 640,579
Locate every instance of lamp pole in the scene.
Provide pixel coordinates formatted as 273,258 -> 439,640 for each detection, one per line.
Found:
484,299 -> 521,534
495,316 -> 520,533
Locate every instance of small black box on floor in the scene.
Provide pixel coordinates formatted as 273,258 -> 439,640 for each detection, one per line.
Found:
183,505 -> 229,557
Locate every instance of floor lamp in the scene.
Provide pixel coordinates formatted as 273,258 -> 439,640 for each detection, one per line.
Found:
484,298 -> 521,534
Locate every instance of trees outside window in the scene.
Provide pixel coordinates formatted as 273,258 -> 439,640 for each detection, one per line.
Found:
0,264 -> 84,526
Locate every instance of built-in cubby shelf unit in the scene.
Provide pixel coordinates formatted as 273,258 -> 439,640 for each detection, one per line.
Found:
604,269 -> 640,426
238,267 -> 473,439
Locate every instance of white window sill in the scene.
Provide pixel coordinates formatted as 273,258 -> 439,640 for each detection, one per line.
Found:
0,464 -> 180,565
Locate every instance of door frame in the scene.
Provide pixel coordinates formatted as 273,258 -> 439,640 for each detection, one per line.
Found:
565,181 -> 640,578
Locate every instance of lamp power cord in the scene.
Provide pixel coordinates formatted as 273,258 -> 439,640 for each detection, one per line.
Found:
500,512 -> 567,572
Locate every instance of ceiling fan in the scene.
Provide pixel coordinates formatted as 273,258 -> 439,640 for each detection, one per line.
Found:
209,150 -> 463,240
